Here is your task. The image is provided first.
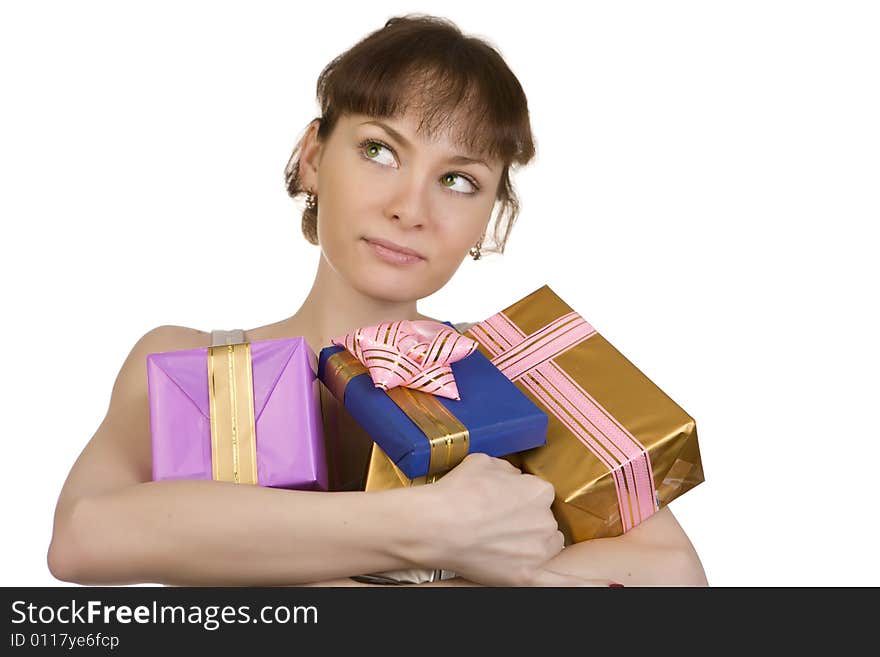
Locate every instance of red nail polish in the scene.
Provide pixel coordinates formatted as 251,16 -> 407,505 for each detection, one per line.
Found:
608,582 -> 625,587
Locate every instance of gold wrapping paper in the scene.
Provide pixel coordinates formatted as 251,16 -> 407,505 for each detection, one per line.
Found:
207,342 -> 258,485
363,287 -> 704,547
465,285 -> 704,544
366,442 -> 441,488
364,443 -> 521,491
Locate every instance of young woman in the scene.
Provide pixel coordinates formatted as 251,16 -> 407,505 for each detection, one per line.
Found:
47,14 -> 707,587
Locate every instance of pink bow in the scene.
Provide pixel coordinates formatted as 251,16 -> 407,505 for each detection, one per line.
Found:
332,320 -> 478,400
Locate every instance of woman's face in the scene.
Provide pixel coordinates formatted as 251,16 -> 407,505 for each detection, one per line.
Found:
302,110 -> 504,302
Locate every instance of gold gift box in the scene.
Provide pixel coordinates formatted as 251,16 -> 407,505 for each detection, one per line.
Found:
361,285 -> 704,546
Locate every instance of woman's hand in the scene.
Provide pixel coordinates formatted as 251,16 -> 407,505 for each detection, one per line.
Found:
416,453 -> 616,587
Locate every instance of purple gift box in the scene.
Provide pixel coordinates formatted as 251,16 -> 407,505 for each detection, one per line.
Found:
146,336 -> 328,490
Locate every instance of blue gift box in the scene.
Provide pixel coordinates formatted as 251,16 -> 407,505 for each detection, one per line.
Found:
317,322 -> 548,479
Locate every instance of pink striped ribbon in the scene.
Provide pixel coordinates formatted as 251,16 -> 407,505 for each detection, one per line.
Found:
332,320 -> 478,401
469,311 -> 659,532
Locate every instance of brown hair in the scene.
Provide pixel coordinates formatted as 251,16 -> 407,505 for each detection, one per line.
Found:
283,13 -> 536,256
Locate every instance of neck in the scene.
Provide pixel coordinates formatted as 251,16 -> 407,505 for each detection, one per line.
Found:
290,253 -> 426,353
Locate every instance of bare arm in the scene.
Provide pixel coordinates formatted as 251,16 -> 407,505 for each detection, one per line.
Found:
540,506 -> 709,586
362,506 -> 707,588
306,507 -> 707,588
55,481 -> 442,586
47,326 -> 436,586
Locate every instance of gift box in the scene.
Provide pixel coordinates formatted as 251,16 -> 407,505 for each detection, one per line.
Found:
317,320 -> 548,481
147,332 -> 328,490
363,287 -> 705,546
463,284 -> 705,543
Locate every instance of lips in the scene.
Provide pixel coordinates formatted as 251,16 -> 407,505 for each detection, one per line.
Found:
364,237 -> 425,260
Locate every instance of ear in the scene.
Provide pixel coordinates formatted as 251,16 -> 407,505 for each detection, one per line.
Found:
298,119 -> 324,192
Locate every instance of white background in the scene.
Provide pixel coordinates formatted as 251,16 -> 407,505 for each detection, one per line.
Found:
2,1 -> 877,587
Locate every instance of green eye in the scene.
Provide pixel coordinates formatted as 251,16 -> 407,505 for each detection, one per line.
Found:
358,138 -> 480,195
359,140 -> 389,160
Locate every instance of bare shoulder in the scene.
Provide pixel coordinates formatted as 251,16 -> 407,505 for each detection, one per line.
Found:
126,323 -> 215,364
110,324 -> 210,404
136,324 -> 211,352
112,323 -> 209,406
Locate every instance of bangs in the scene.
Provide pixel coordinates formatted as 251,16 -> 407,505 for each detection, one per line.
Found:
316,25 -> 534,166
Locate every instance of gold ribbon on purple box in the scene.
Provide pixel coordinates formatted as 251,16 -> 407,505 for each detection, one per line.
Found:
206,340 -> 258,485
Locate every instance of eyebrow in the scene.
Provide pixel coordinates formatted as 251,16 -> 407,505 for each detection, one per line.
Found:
360,120 -> 492,171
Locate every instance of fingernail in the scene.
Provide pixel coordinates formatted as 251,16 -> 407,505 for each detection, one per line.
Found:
608,582 -> 625,587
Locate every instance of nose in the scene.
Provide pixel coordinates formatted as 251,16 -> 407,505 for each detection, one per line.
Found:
385,170 -> 431,229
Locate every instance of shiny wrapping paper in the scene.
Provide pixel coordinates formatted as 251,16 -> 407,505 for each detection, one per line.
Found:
147,335 -> 328,490
363,440 -> 522,490
317,321 -> 547,481
364,289 -> 704,547
466,285 -> 704,544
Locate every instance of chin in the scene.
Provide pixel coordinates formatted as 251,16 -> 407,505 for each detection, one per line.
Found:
356,276 -> 423,303
355,263 -> 445,303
